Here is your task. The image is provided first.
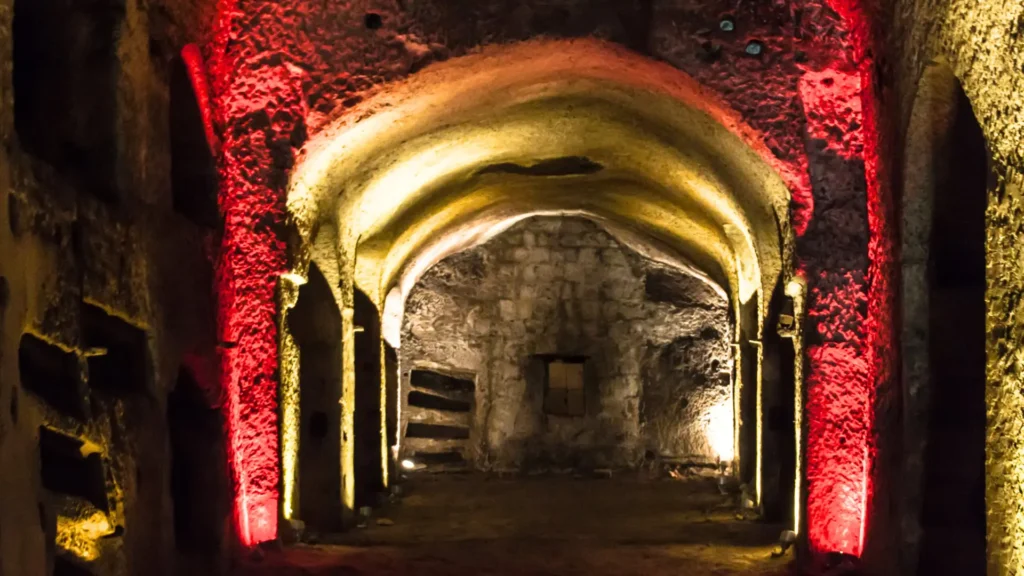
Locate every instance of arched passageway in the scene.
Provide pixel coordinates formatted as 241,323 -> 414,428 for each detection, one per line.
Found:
901,62 -> 988,576
289,263 -> 344,532
268,40 -> 811,575
397,215 -> 735,474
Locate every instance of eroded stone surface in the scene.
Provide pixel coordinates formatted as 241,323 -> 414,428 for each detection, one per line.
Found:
400,217 -> 732,471
0,0 -> 225,573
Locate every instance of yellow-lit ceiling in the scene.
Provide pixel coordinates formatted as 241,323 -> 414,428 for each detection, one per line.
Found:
286,39 -> 793,324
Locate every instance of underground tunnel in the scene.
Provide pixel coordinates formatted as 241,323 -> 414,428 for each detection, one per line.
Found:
0,1 -> 1018,575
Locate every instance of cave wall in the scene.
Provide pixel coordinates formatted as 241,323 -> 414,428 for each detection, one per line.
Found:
0,0 -> 227,573
288,264 -> 343,533
887,0 -> 1024,573
203,0 -> 892,559
400,217 -> 732,472
16,0 -> 1024,570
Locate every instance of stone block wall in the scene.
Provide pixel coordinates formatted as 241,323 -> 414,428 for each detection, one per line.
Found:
400,216 -> 732,472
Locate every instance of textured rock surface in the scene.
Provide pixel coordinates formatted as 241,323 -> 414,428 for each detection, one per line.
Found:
889,1 -> 1024,573
0,0 -> 228,573
15,0 -> 1012,570
204,0 -> 890,559
400,217 -> 731,471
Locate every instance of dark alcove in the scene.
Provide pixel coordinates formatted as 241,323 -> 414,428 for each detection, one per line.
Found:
290,263 -> 343,531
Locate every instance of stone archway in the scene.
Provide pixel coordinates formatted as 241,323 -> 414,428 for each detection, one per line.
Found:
280,39 -> 799,536
900,61 -> 988,576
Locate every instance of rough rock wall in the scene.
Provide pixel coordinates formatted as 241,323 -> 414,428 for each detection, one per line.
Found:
288,264 -> 343,533
400,217 -> 732,471
203,0 -> 891,561
0,0 -> 227,574
889,0 -> 1024,573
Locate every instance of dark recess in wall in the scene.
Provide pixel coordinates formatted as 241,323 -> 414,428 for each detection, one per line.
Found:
364,12 -> 383,29
170,55 -> 220,228
477,156 -> 603,177
408,390 -> 471,412
82,304 -> 148,396
291,263 -> 343,530
168,367 -> 225,554
0,275 -> 9,309
54,556 -> 96,576
412,451 -> 465,465
410,369 -> 474,399
385,344 -> 399,480
38,426 -> 108,512
18,333 -> 85,419
13,0 -> 121,202
406,422 -> 470,439
354,289 -> 384,508
917,82 -> 988,576
310,411 -> 328,439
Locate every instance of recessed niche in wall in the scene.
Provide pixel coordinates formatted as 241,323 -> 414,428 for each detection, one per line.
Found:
0,275 -> 9,310
411,451 -> 465,466
38,426 -> 108,512
13,0 -> 121,202
309,410 -> 329,440
82,304 -> 148,396
543,358 -> 585,417
405,422 -> 470,440
170,55 -> 219,228
363,12 -> 383,29
18,333 -> 85,418
168,367 -> 224,553
291,263 -> 343,531
409,369 -> 474,400
407,390 -> 471,413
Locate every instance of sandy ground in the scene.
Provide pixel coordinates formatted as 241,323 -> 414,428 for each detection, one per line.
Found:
236,474 -> 795,576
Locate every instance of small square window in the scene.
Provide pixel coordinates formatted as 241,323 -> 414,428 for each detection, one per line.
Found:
544,359 -> 585,416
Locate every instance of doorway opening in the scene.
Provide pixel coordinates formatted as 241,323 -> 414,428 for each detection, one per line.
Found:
917,81 -> 988,576
272,40 -> 799,574
168,367 -> 225,556
354,289 -> 384,509
290,263 -> 343,532
279,214 -> 795,575
902,63 -> 988,575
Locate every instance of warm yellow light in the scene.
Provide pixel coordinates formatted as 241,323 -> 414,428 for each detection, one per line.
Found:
288,39 -> 793,313
286,38 -> 797,535
278,272 -> 305,520
56,508 -> 113,562
753,338 -> 764,507
708,400 -> 735,462
341,307 -> 356,518
786,275 -> 805,535
401,459 -> 415,470
280,272 -> 308,286
380,337 -> 389,489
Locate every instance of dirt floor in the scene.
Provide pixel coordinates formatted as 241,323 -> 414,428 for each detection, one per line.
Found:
236,474 -> 794,576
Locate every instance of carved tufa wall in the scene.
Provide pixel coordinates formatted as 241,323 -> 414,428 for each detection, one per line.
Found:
0,0 -> 228,573
889,0 -> 1024,573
